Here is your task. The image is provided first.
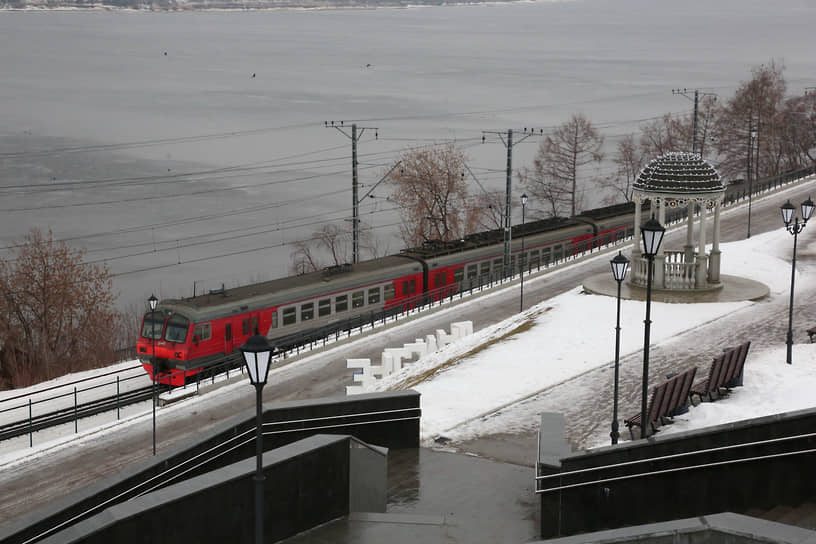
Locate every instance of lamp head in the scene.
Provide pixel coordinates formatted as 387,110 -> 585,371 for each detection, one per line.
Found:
240,335 -> 275,386
521,193 -> 528,207
781,200 -> 795,226
610,251 -> 630,282
148,294 -> 158,312
802,197 -> 815,223
640,216 -> 666,257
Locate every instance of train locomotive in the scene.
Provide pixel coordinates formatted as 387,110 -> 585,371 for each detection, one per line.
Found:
137,201 -> 675,386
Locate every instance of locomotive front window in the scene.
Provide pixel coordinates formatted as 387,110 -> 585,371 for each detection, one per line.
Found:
164,315 -> 190,343
141,311 -> 166,340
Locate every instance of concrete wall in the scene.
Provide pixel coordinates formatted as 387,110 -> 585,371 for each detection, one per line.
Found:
539,407 -> 816,538
40,434 -> 386,544
1,390 -> 418,544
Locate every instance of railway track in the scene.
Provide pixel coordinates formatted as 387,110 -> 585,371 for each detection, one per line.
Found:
0,385 -> 169,443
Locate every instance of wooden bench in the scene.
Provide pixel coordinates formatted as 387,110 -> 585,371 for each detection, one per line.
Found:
624,366 -> 697,439
808,327 -> 816,343
690,341 -> 751,401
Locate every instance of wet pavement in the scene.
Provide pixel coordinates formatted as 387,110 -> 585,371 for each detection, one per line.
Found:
284,448 -> 540,544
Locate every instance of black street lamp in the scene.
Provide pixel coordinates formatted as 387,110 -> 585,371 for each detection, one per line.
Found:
781,198 -> 815,365
240,334 -> 275,544
148,293 -> 158,456
639,217 -> 665,439
609,251 -> 629,445
520,193 -> 528,312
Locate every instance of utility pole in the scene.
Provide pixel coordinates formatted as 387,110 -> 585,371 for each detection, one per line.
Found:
672,88 -> 717,155
482,128 -> 541,277
325,121 -> 377,264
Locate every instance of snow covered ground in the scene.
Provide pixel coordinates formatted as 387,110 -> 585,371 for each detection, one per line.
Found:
1,217 -> 815,469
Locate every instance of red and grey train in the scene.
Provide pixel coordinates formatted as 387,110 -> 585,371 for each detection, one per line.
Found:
137,202 -> 647,386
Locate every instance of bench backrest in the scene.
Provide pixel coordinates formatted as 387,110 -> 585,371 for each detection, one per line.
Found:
718,348 -> 740,387
706,354 -> 727,393
730,341 -> 751,382
647,382 -> 669,424
674,366 -> 697,408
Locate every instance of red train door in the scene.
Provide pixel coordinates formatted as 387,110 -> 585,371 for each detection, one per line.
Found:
224,322 -> 234,354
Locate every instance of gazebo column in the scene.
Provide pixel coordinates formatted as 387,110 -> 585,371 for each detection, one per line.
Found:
684,201 -> 695,263
695,203 -> 708,288
708,201 -> 722,283
632,198 -> 643,284
654,198 -> 666,288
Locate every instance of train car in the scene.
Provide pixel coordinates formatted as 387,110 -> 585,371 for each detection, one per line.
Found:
137,254 -> 423,385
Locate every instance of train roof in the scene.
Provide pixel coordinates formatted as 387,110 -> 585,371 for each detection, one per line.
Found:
156,254 -> 418,318
402,216 -> 579,259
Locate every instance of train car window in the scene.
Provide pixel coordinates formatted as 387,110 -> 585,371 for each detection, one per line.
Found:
402,280 -> 410,294
453,268 -> 464,284
283,307 -> 296,325
225,323 -> 232,341
553,245 -> 563,260
301,303 -> 314,321
479,262 -> 490,277
318,298 -> 331,317
542,248 -> 551,264
140,310 -> 166,339
193,323 -> 211,342
242,318 -> 249,335
510,255 -> 516,272
352,290 -> 364,308
270,311 -> 278,329
368,287 -> 381,304
466,264 -> 477,279
164,314 -> 189,343
409,279 -> 416,293
519,252 -> 526,270
438,273 -> 446,287
336,295 -> 348,312
384,284 -> 395,300
252,316 -> 259,334
530,250 -> 540,268
493,258 -> 502,270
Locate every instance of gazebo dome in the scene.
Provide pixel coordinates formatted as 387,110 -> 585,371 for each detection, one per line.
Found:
634,152 -> 724,195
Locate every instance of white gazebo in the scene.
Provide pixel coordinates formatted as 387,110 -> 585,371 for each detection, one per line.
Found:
630,152 -> 726,291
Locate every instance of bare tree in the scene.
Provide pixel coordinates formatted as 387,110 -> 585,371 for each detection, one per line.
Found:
0,228 -> 120,388
523,113 -> 603,217
469,190 -> 506,231
387,143 -> 481,247
289,238 -> 324,275
714,61 -> 787,180
600,134 -> 643,203
640,113 -> 689,158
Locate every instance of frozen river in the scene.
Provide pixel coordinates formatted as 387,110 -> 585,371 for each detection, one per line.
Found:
1,0 -> 815,310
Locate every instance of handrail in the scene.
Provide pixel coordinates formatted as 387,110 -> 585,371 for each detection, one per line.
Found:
536,446 -> 816,494
536,430 -> 816,483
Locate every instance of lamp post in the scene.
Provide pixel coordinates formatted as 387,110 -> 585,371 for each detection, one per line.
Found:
639,217 -> 665,439
520,193 -> 528,312
240,334 -> 275,544
148,294 -> 158,456
747,127 -> 757,238
610,251 -> 630,445
781,198 -> 815,365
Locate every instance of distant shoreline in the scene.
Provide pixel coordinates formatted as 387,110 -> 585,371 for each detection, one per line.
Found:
0,0 -> 531,12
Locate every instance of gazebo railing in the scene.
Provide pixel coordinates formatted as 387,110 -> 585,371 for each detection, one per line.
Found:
631,250 -> 701,290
